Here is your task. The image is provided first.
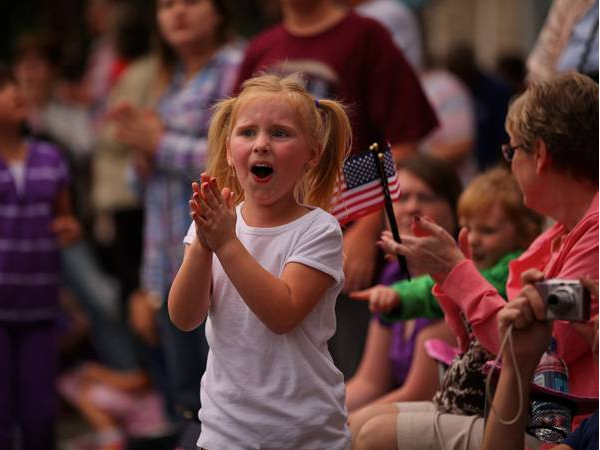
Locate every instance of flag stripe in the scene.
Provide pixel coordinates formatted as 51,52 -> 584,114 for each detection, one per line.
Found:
331,179 -> 400,215
333,174 -> 400,204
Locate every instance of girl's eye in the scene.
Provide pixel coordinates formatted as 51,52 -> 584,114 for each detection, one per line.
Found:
272,128 -> 289,138
239,128 -> 255,137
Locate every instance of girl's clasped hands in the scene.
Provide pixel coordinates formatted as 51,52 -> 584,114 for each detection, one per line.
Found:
189,172 -> 236,252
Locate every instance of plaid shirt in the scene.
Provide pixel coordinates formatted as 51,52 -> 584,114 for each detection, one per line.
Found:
139,41 -> 244,296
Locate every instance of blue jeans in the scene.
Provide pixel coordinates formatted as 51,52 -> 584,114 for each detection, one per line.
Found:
61,240 -> 139,370
157,296 -> 208,421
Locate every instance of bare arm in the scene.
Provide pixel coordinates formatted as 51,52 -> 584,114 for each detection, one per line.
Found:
216,239 -> 335,334
343,210 -> 384,293
79,362 -> 152,392
52,186 -> 81,246
482,271 -> 553,450
390,142 -> 417,161
429,139 -> 473,165
346,320 -> 394,412
168,238 -> 213,331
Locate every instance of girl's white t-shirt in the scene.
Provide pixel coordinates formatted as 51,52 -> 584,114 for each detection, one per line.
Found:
183,204 -> 350,450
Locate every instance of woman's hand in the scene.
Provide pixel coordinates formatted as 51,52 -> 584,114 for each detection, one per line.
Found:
195,173 -> 236,253
110,102 -> 164,156
497,269 -> 552,369
378,216 -> 466,280
350,285 -> 401,313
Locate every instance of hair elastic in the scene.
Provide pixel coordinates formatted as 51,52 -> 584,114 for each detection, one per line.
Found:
314,98 -> 320,108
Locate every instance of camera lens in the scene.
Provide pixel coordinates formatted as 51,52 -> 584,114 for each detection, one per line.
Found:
547,286 -> 576,315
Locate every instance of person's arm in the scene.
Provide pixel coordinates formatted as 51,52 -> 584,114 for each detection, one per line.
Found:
482,270 -> 553,450
428,139 -> 474,165
197,177 -> 340,334
379,219 -> 507,355
342,210 -> 384,293
346,320 -> 394,412
79,362 -> 152,392
434,259 -> 508,354
381,251 -> 519,323
168,178 -> 217,331
526,0 -> 570,82
390,142 -> 417,161
550,222 -> 599,365
52,169 -> 81,247
381,275 -> 441,322
168,237 -> 213,331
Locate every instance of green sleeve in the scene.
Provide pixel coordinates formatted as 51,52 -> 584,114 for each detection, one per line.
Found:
380,275 -> 443,324
478,250 -> 523,300
380,250 -> 523,324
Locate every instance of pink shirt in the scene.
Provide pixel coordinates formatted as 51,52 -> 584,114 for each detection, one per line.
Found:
433,192 -> 599,399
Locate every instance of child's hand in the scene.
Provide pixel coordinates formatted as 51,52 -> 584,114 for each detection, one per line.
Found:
190,181 -> 211,250
195,173 -> 236,252
349,284 -> 401,313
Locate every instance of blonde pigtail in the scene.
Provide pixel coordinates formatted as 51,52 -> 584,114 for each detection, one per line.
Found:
206,97 -> 245,205
304,99 -> 352,211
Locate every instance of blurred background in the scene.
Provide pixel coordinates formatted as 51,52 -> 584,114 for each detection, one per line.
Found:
2,0 -> 591,449
0,0 -> 552,75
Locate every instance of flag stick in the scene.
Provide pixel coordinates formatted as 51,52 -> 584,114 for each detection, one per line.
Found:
370,143 -> 411,281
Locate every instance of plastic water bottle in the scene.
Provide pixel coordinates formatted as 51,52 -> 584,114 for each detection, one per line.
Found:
528,338 -> 572,442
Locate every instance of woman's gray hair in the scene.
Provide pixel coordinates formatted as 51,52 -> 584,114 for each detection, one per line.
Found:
505,71 -> 598,183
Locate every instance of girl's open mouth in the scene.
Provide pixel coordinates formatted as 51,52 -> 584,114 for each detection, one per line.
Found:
250,164 -> 274,183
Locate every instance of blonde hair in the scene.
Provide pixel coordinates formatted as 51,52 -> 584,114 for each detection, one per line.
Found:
458,167 -> 543,248
505,71 -> 598,182
206,73 -> 352,211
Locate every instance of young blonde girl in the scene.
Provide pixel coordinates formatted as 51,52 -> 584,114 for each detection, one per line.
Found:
168,73 -> 353,450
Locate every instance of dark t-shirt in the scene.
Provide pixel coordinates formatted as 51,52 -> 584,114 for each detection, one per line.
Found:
562,410 -> 599,450
236,11 -> 438,155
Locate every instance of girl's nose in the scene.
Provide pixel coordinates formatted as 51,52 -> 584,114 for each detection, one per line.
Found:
252,135 -> 270,153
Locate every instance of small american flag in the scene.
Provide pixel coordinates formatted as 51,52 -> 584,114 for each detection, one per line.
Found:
331,144 -> 401,225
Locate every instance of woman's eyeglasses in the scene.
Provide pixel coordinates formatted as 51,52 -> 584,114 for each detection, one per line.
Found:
501,143 -> 523,162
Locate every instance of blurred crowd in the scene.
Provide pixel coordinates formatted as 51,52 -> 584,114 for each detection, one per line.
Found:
0,0 -> 597,450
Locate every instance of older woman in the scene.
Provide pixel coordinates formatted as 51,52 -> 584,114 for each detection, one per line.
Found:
352,72 -> 598,450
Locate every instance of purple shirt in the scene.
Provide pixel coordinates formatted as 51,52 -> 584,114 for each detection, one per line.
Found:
378,261 -> 435,386
0,140 -> 69,321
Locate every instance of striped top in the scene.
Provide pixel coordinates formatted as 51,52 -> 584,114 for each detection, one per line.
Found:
0,139 -> 69,321
138,40 -> 244,297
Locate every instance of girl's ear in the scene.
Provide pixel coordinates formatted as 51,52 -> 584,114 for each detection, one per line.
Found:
307,142 -> 323,169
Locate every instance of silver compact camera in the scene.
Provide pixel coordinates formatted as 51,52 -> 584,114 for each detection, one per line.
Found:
535,279 -> 591,322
